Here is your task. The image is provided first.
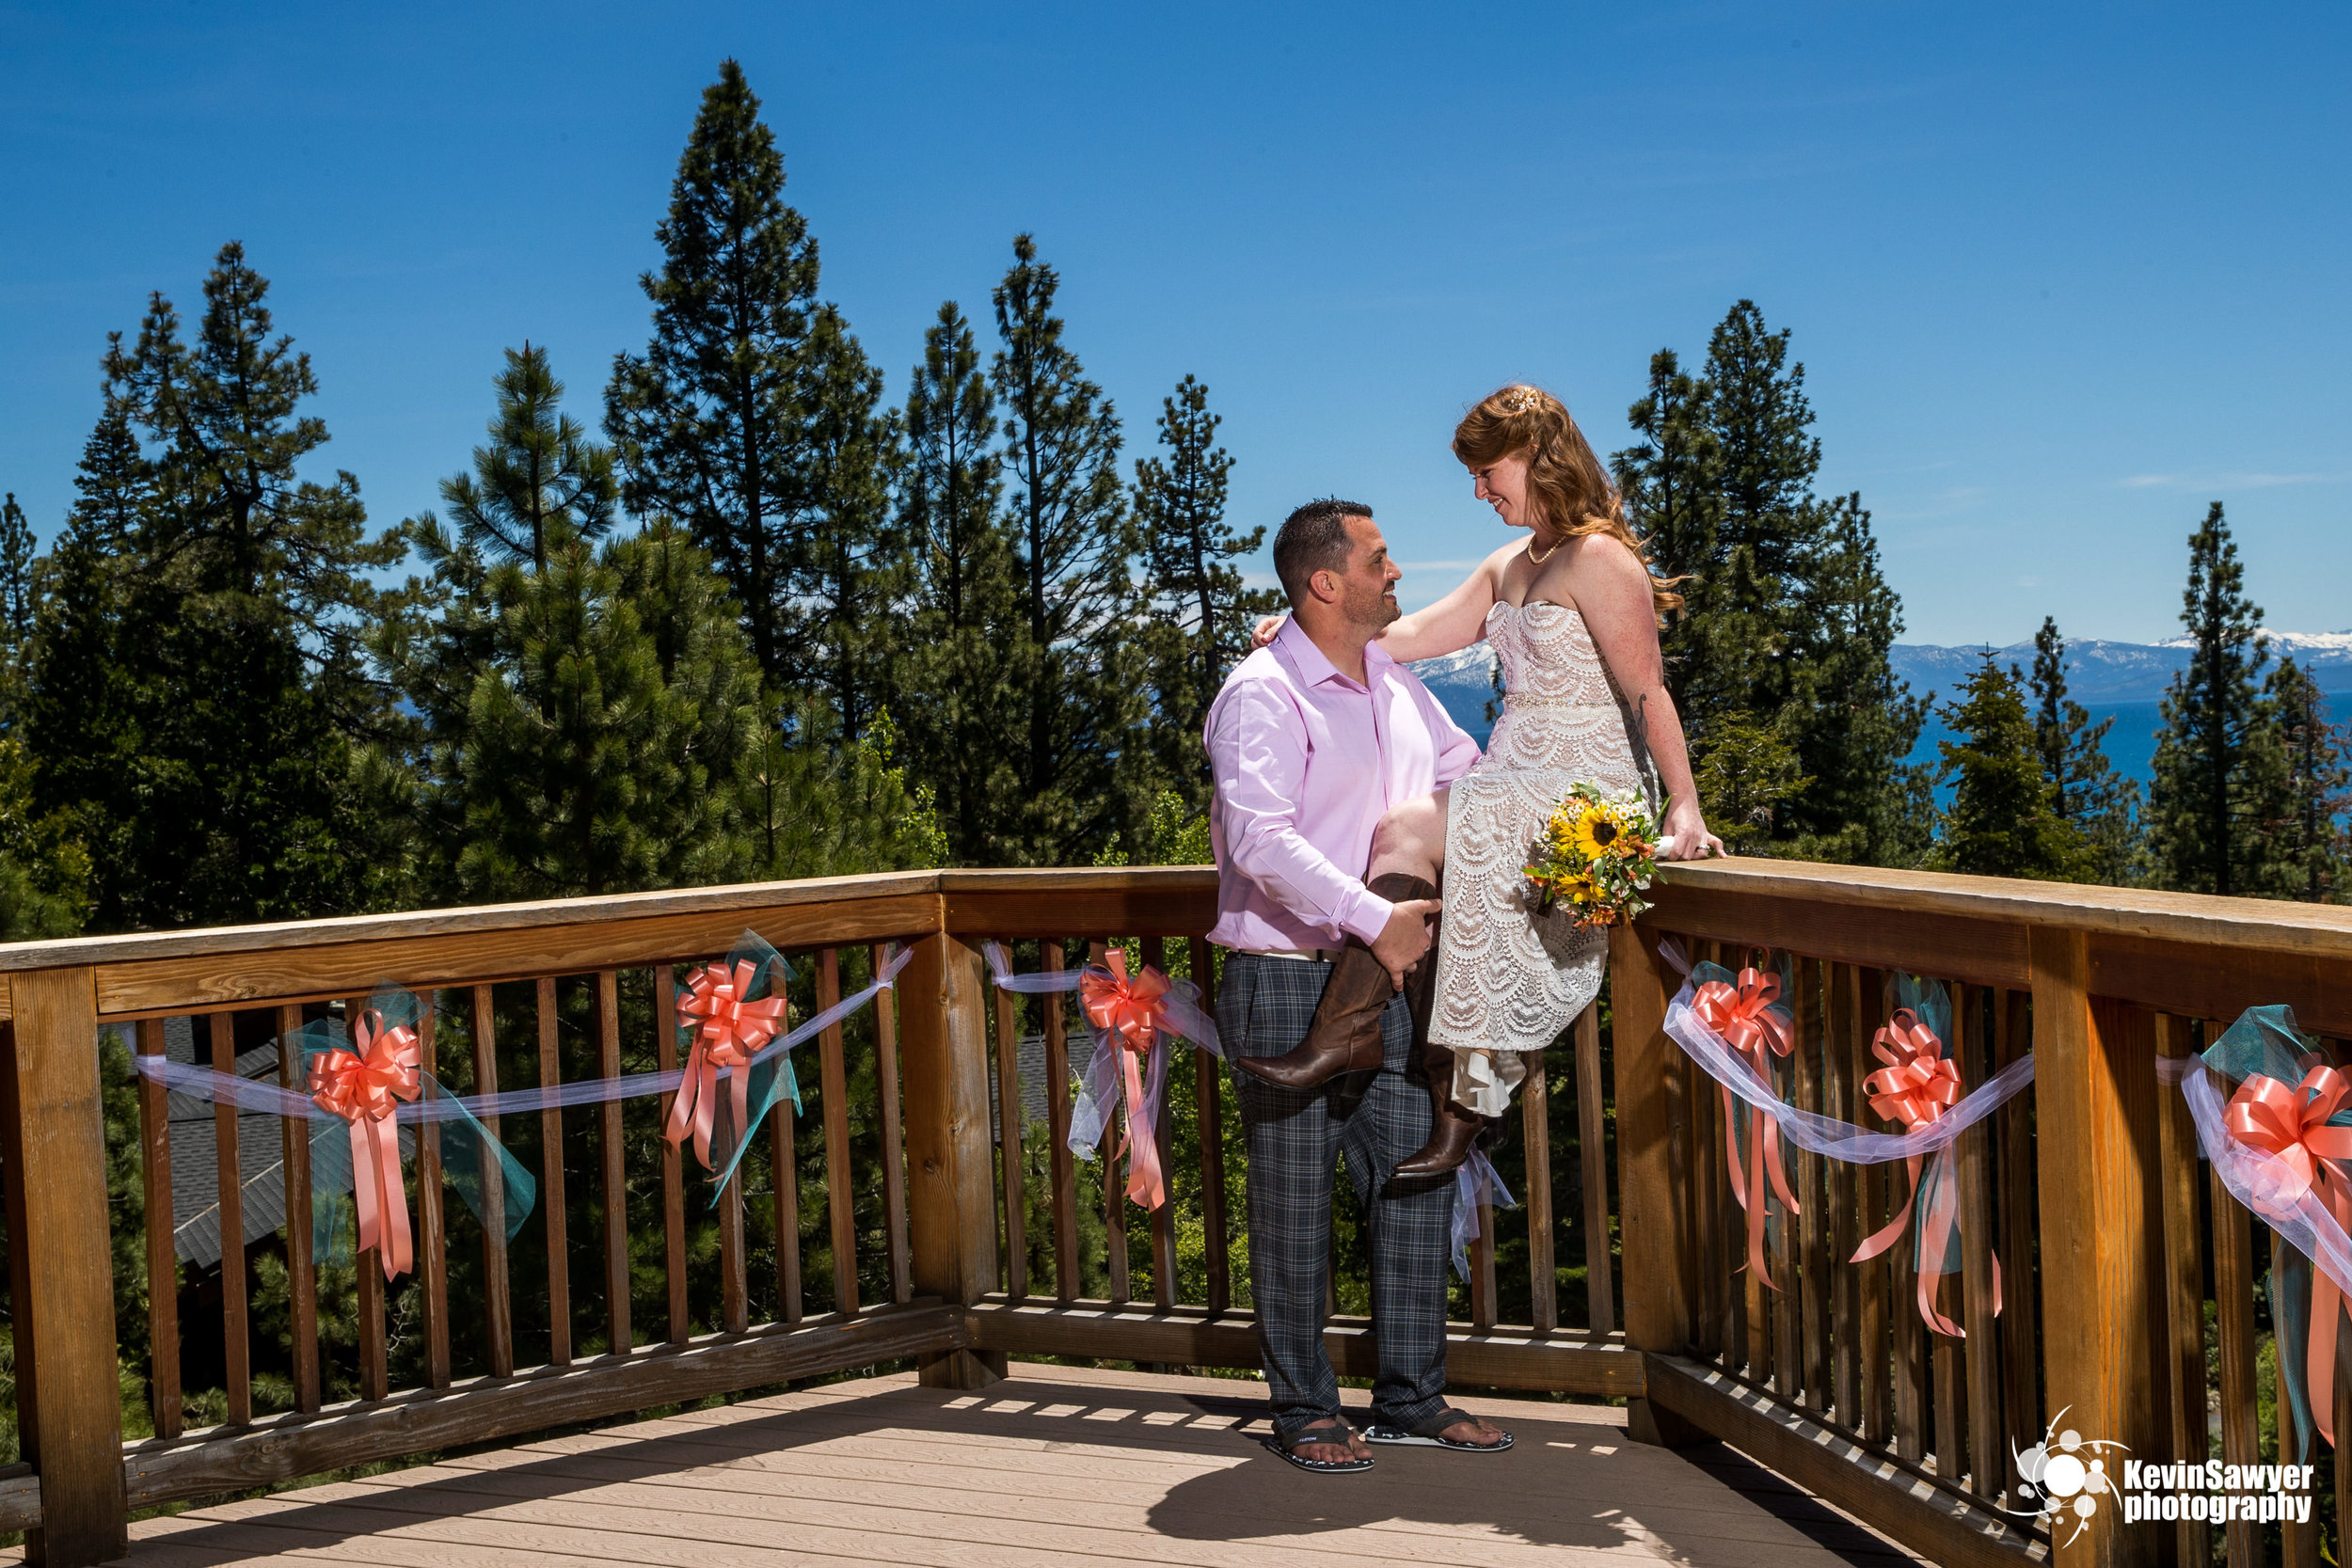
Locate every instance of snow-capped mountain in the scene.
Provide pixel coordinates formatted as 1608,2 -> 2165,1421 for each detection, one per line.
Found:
1889,632 -> 2352,705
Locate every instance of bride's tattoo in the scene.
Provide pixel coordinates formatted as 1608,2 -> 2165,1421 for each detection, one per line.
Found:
1629,693 -> 1654,759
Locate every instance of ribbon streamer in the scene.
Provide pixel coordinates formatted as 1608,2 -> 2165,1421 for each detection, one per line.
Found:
1660,942 -> 2012,1338
1692,955 -> 1800,1291
2163,1006 -> 2352,1457
982,942 -> 1220,1212
1450,1148 -> 1518,1282
306,1004 -> 424,1280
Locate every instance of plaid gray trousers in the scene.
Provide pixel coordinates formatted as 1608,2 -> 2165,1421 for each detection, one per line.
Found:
1218,952 -> 1454,1442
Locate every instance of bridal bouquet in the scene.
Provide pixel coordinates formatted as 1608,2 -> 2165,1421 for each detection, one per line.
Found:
1523,784 -> 1661,928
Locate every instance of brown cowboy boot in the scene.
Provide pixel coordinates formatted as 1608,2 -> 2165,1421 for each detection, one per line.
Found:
1235,873 -> 1437,1090
1391,956 -> 1491,1177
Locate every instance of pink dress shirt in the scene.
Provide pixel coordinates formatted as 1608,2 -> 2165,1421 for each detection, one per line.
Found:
1205,617 -> 1481,952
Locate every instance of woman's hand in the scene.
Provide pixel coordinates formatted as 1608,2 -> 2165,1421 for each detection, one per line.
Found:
1252,613 -> 1286,649
1657,796 -> 1725,862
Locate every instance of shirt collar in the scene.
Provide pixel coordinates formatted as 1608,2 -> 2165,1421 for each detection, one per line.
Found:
1275,616 -> 1380,693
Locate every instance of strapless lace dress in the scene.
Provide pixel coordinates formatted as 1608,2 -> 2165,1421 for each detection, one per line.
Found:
1427,600 -> 1655,1114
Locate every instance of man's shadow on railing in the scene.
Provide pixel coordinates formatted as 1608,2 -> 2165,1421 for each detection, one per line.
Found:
133,1370 -> 1897,1567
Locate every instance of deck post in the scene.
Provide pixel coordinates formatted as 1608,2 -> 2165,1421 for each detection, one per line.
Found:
0,967 -> 129,1565
2030,927 -> 2165,1567
900,927 -> 1006,1388
1611,924 -> 1705,1447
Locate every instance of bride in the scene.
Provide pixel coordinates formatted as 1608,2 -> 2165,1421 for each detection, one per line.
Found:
1236,383 -> 1724,1175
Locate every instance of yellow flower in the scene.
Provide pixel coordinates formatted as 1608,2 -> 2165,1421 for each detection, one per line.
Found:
1569,802 -> 1628,862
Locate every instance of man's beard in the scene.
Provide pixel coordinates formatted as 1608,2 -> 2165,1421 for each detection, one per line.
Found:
1347,587 -> 1401,633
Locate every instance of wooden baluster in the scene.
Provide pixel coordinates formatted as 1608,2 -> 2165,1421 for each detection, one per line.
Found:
137,1018 -> 183,1437
595,970 -> 629,1355
416,1000 -> 452,1389
1771,1000 -> 1800,1402
209,1011 -> 251,1423
2213,1148 -> 2263,1568
818,948 -> 859,1317
1930,985 -> 1965,1481
2281,1232 -> 2322,1568
651,967 -> 686,1344
1827,964 -> 1862,1431
3,965 -> 130,1565
1960,985 -> 2007,1507
1149,937 -> 1179,1311
1044,941 -> 1079,1302
537,977 -> 571,1366
1995,989 -> 2041,1486
469,985 -> 514,1375
1522,1030 -> 1557,1334
1856,968 -> 1892,1447
718,1147 -> 748,1334
1795,959 -> 1829,1412
1189,936 -> 1230,1316
2336,1336 -> 2352,1568
1574,1003 -> 1613,1335
873,943 -> 913,1307
771,1032 -> 803,1326
1093,940 -> 1129,1305
2152,1011 -> 2209,1564
1889,979 -> 1926,1463
345,994 -> 388,1402
993,951 -> 1027,1301
1470,1176 -> 1499,1330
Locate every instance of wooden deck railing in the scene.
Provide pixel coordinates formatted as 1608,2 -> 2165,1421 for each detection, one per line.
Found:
0,863 -> 2346,1566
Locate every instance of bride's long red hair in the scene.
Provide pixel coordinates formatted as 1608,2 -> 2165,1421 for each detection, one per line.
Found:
1453,384 -> 1683,624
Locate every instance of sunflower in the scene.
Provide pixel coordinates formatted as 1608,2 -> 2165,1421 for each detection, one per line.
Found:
1569,800 -> 1632,863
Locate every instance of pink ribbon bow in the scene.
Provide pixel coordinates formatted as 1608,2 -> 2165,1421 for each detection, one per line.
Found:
307,1009 -> 422,1282
666,959 -> 788,1170
1693,961 -> 1802,1291
1850,1007 -> 1997,1337
1081,952 -> 1172,1210
2224,1066 -> 2352,1446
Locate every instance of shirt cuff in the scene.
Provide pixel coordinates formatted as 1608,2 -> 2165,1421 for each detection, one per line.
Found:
1337,889 -> 1395,945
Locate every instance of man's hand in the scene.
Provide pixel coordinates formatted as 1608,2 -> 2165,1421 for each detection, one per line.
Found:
1370,897 -> 1441,990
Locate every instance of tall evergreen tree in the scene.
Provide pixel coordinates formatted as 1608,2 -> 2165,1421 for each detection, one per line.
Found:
2267,657 -> 2348,903
605,59 -> 819,688
2147,502 -> 2293,897
0,492 -> 33,672
897,302 -> 1021,863
2026,616 -> 2141,884
792,306 -> 903,741
438,343 -> 616,571
1613,350 -> 1718,707
1132,374 -> 1276,806
989,233 -> 1153,862
26,245 -> 399,930
1931,655 -> 2090,879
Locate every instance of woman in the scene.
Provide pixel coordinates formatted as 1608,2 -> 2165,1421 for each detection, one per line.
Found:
1237,384 -> 1724,1175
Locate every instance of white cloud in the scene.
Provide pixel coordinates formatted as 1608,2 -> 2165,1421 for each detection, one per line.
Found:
2119,472 -> 2339,490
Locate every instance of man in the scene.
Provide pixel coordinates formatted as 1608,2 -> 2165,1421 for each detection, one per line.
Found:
1205,497 -> 1511,1473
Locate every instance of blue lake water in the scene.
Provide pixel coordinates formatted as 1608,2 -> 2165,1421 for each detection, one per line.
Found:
1909,698 -> 2165,800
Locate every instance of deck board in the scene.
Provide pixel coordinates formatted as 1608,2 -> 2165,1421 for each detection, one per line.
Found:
88,1363 -> 1920,1568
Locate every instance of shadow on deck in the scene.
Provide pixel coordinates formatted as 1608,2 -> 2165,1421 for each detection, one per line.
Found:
91,1363 -> 1922,1568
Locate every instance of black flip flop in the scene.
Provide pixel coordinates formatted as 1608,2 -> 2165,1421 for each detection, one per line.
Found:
1263,1418 -> 1375,1474
1361,1407 -> 1515,1451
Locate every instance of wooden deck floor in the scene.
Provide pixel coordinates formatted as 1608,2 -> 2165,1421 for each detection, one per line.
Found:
89,1362 -> 1924,1568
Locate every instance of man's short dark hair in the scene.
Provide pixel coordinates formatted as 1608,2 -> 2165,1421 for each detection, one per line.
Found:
1272,498 -> 1373,607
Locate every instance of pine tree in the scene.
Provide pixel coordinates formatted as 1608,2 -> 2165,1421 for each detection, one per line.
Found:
793,306 -> 903,742
1132,374 -> 1277,807
1931,655 -> 2090,880
2267,657 -> 2348,903
605,59 -> 819,688
437,343 -> 616,571
0,492 -> 34,675
2026,616 -> 2141,884
2147,502 -> 2294,897
28,246 -> 400,930
1613,350 -> 1719,711
897,302 -> 1021,864
989,233 -> 1153,862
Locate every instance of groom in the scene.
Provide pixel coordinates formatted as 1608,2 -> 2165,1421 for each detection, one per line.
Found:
1205,498 -> 1510,1471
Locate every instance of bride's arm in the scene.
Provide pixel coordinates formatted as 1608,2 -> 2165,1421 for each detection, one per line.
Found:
1568,537 -> 1726,862
1370,546 -> 1509,662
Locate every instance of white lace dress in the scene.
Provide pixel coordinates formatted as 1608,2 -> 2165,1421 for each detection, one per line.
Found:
1427,600 -> 1655,1114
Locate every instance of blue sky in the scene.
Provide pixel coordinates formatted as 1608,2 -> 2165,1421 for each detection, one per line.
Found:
3,2 -> 2345,646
